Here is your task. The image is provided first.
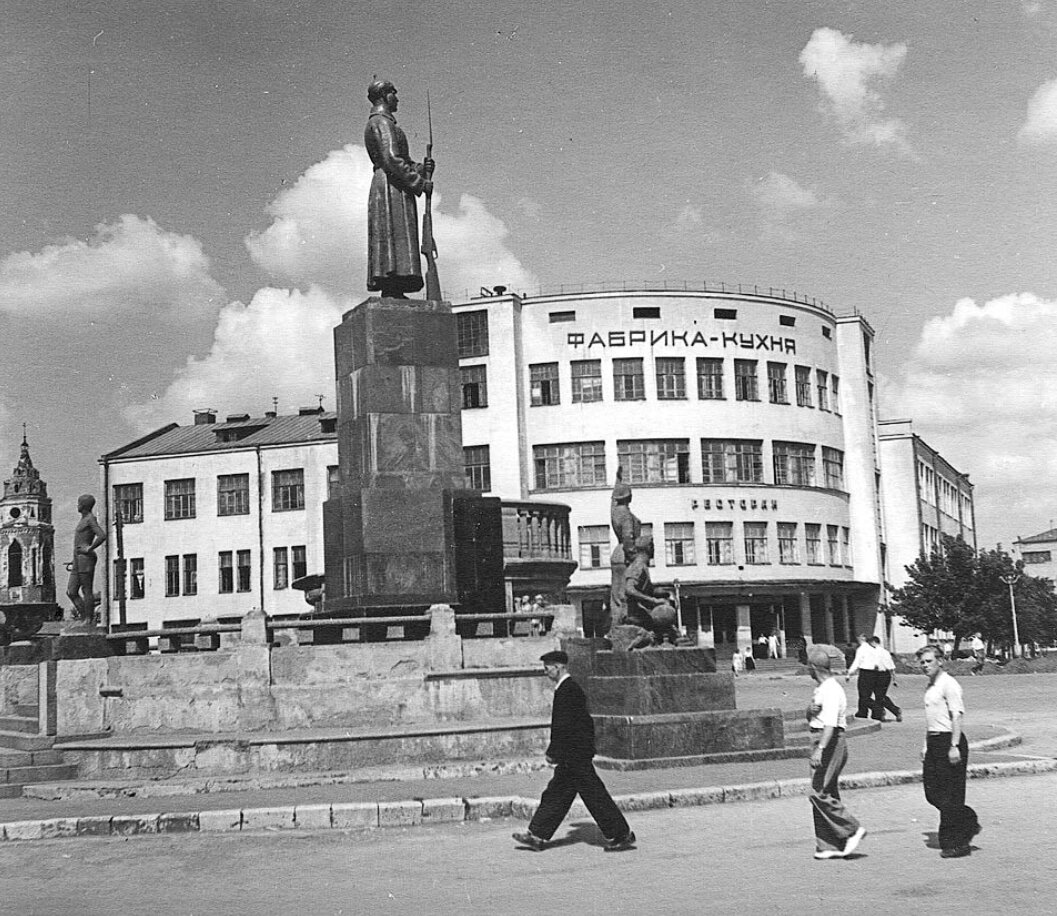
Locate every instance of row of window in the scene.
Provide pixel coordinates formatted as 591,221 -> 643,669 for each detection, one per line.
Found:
578,521 -> 852,569
115,547 -> 308,599
114,468 -> 340,523
525,439 -> 844,491
917,460 -> 972,522
1022,550 -> 1052,565
460,358 -> 841,412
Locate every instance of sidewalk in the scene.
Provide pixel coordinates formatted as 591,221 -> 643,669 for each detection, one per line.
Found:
2,671 -> 1054,840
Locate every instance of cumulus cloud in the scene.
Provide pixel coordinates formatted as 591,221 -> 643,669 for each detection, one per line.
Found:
800,27 -> 912,153
750,172 -> 822,220
124,285 -> 347,432
246,143 -> 537,298
1018,77 -> 1057,145
0,215 -> 225,320
128,142 -> 537,430
887,292 -> 1057,543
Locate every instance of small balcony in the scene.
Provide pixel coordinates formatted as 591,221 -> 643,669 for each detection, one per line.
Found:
501,500 -> 578,603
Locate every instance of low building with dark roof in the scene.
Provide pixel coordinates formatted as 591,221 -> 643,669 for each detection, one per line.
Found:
99,408 -> 337,629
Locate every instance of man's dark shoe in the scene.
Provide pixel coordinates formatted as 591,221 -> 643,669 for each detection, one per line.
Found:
940,845 -> 971,858
604,830 -> 637,851
895,708 -> 903,722
512,830 -> 547,851
971,823 -> 982,840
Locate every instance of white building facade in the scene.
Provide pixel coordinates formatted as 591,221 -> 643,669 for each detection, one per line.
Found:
877,418 -> 976,652
99,410 -> 338,630
455,285 -> 886,657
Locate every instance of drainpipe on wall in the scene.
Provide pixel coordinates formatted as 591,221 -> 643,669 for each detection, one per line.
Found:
256,446 -> 265,615
101,458 -> 111,630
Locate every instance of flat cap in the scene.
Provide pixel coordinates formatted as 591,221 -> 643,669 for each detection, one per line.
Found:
540,650 -> 569,665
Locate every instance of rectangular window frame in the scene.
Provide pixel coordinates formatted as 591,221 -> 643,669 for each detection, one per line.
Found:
618,439 -> 691,485
571,359 -> 603,404
696,357 -> 724,400
701,439 -> 763,484
778,522 -> 800,564
273,547 -> 289,590
165,555 -> 180,597
456,310 -> 489,358
218,551 -> 234,594
529,362 -> 560,406
463,444 -> 491,491
795,366 -> 813,408
613,358 -> 645,401
533,442 -> 607,490
182,554 -> 198,596
655,357 -> 686,400
272,468 -> 305,512
743,522 -> 769,565
705,521 -> 735,566
578,525 -> 611,569
734,359 -> 759,402
164,478 -> 196,521
114,483 -> 144,524
460,364 -> 488,409
664,522 -> 696,566
217,474 -> 250,517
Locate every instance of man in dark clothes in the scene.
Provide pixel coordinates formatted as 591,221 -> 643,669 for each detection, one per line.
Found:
512,650 -> 636,852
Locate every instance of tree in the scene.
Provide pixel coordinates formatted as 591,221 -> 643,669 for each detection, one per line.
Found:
890,535 -> 979,643
892,536 -> 1057,651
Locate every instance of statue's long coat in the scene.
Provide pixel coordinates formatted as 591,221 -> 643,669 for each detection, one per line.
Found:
364,110 -> 425,294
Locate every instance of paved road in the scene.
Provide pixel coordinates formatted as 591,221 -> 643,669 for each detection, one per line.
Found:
3,771 -> 1054,915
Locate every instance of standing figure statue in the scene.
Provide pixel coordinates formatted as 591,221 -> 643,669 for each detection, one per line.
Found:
364,79 -> 434,298
67,494 -> 106,623
608,470 -> 641,633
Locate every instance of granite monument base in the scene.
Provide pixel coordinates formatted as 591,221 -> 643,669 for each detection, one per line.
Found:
562,637 -> 785,769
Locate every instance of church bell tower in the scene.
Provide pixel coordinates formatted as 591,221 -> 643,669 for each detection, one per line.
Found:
0,431 -> 55,605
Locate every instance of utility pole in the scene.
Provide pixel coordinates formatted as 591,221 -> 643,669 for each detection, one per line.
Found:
1000,572 -> 1021,658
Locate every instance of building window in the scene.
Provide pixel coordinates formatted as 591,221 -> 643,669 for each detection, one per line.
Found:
274,547 -> 289,590
921,522 -> 940,555
219,551 -> 233,594
795,366 -> 813,407
639,522 -> 655,567
655,357 -> 686,400
805,524 -> 823,564
696,358 -> 724,400
578,525 -> 611,569
1023,550 -> 1052,564
464,445 -> 491,491
831,375 -> 841,414
744,522 -> 769,565
822,447 -> 845,490
530,363 -> 560,406
767,362 -> 788,405
633,306 -> 661,319
705,522 -> 734,566
827,525 -> 841,565
114,483 -> 143,524
236,549 -> 251,592
918,461 -> 937,505
773,441 -> 816,487
272,469 -> 305,512
533,442 -> 607,489
165,555 -> 180,597
842,527 -> 851,567
182,554 -> 198,596
217,474 -> 250,516
549,310 -> 576,323
613,358 -> 645,401
164,478 -> 196,520
327,465 -> 340,500
734,360 -> 759,401
701,439 -> 763,484
461,365 -> 488,409
778,523 -> 799,564
292,545 -> 307,581
571,359 -> 603,403
130,558 -> 145,599
618,439 -> 690,484
665,522 -> 696,566
456,310 -> 488,358
817,370 -> 830,411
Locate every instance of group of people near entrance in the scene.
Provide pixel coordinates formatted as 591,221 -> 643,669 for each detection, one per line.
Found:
514,642 -> 981,862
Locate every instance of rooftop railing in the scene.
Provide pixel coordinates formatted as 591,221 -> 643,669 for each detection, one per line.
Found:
462,280 -> 832,314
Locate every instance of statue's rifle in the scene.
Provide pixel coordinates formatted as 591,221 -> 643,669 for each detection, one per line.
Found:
421,91 -> 442,302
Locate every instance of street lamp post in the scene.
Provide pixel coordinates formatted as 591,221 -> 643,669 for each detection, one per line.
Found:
673,578 -> 682,633
1001,573 -> 1022,658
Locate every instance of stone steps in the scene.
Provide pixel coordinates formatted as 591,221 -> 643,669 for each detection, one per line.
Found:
0,730 -> 54,752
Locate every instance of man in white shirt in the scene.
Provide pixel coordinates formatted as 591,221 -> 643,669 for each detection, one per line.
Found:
806,645 -> 866,859
845,634 -> 879,719
868,636 -> 902,722
918,644 -> 981,858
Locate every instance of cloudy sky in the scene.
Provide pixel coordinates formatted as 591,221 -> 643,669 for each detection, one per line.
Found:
2,0 -> 1056,560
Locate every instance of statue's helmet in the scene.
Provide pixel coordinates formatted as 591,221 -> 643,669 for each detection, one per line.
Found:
367,79 -> 396,103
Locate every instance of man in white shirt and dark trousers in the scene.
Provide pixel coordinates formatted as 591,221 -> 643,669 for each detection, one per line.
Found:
918,644 -> 981,858
806,645 -> 867,859
846,634 -> 879,719
869,635 -> 902,722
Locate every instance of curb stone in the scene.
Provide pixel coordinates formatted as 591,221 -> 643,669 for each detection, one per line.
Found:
2,757 -> 1055,843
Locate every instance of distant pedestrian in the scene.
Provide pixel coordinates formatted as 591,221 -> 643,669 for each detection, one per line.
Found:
918,644 -> 981,858
805,645 -> 866,859
767,631 -> 780,659
845,634 -> 879,719
513,650 -> 636,853
742,644 -> 756,672
869,636 -> 902,722
970,633 -> 986,675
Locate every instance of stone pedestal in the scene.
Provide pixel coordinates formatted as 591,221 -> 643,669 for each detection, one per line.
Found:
323,297 -> 504,613
562,638 -> 785,770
